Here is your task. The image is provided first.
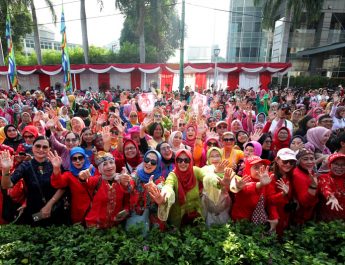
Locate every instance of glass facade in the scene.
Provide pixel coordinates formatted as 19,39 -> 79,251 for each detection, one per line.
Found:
227,0 -> 271,62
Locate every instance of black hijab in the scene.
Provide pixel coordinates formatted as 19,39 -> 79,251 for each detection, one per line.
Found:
3,124 -> 23,151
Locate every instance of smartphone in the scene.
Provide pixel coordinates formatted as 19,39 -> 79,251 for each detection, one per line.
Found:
32,212 -> 44,222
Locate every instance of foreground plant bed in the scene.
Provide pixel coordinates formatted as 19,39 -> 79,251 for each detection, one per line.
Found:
0,220 -> 344,264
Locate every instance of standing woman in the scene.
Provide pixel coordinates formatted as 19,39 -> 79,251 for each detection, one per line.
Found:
128,150 -> 165,231
268,148 -> 297,235
48,147 -> 97,224
271,127 -> 291,156
1,136 -> 65,226
291,149 -> 319,225
169,131 -> 189,152
80,127 -> 95,158
156,142 -> 175,179
148,150 -> 222,227
70,117 -> 85,135
3,125 -> 24,151
318,154 -> 345,221
258,133 -> 274,161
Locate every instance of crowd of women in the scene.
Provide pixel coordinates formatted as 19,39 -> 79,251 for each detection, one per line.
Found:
0,85 -> 344,236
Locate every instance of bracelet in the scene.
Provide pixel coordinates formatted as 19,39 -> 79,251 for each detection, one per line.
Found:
309,185 -> 317,190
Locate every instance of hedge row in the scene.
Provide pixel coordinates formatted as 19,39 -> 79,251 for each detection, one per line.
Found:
0,220 -> 344,264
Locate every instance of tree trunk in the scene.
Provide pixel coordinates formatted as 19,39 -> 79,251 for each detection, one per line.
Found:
80,0 -> 89,64
30,0 -> 42,65
138,2 -> 145,63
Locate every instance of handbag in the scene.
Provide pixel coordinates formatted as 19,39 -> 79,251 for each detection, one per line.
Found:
251,194 -> 268,225
29,162 -> 70,223
125,208 -> 150,237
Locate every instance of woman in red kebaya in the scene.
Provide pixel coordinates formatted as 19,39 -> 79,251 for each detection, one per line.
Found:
318,153 -> 345,221
291,148 -> 318,225
48,147 -> 97,224
230,156 -> 278,231
268,148 -> 297,235
78,151 -> 130,229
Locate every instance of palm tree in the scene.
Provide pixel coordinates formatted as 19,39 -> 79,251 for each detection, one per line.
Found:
80,0 -> 89,64
25,0 -> 56,65
254,0 -> 325,29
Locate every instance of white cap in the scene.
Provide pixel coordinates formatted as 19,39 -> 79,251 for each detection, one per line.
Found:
276,148 -> 297,161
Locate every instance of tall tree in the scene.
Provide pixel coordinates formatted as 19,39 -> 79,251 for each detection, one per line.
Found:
254,0 -> 325,29
80,0 -> 89,64
0,1 -> 32,66
24,0 -> 56,65
117,0 -> 180,63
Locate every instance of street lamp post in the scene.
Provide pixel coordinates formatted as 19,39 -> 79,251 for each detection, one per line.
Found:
213,48 -> 220,91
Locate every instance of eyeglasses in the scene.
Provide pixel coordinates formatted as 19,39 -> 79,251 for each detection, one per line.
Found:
154,114 -> 162,118
217,125 -> 227,129
65,138 -> 78,143
281,160 -> 296,166
176,157 -> 191,164
208,119 -> 216,123
223,138 -> 235,142
160,146 -> 171,152
179,123 -> 186,127
207,142 -> 218,147
23,135 -> 35,139
124,146 -> 136,152
34,144 -> 49,150
72,155 -> 85,162
144,157 -> 157,165
130,115 -> 137,118
111,130 -> 119,135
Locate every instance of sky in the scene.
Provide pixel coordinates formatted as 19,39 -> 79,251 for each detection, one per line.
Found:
35,0 -> 230,61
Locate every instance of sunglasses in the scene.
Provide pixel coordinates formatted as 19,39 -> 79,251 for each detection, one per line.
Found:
72,155 -> 85,162
144,157 -> 157,165
281,160 -> 296,166
208,119 -> 216,123
176,157 -> 191,164
34,144 -> 49,150
207,142 -> 218,147
217,125 -> 227,129
223,138 -> 235,142
111,130 -> 119,135
23,135 -> 35,139
179,123 -> 186,127
130,115 -> 137,118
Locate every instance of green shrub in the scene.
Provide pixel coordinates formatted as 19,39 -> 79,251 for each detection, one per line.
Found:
0,220 -> 343,264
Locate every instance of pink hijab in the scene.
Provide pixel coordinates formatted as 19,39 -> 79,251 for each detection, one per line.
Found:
305,126 -> 331,154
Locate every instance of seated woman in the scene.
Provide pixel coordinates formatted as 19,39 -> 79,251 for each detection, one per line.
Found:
128,150 -> 165,231
202,147 -> 232,227
48,147 -> 97,224
78,151 -> 130,228
318,154 -> 345,221
1,136 -> 66,226
230,156 -> 278,230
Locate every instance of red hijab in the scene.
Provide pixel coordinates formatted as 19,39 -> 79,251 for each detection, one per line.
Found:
173,149 -> 196,205
272,127 -> 291,155
183,124 -> 197,149
123,139 -> 142,168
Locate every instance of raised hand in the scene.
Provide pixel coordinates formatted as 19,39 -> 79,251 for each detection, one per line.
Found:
250,129 -> 263,142
114,118 -> 125,134
101,126 -> 112,144
326,196 -> 343,211
276,178 -> 289,195
47,151 -> 62,169
215,160 -> 230,173
236,175 -> 251,190
268,111 -> 276,122
259,165 -> 272,187
119,167 -> 131,186
78,165 -> 93,181
97,114 -> 107,126
0,150 -> 14,171
219,167 -> 235,189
